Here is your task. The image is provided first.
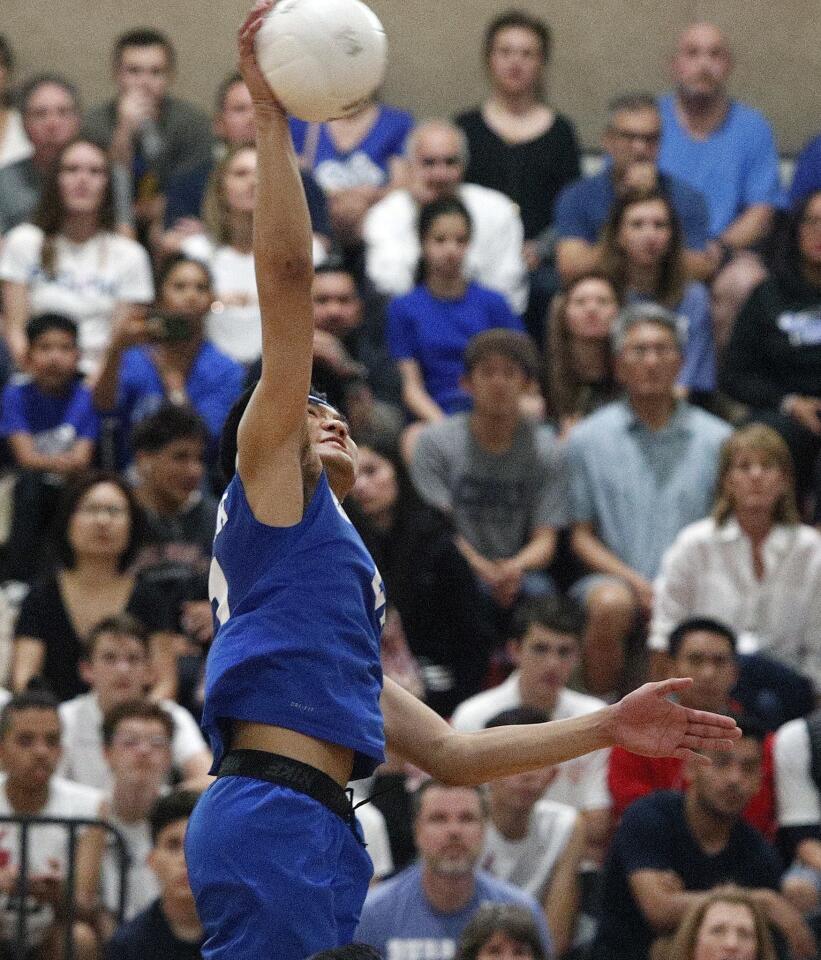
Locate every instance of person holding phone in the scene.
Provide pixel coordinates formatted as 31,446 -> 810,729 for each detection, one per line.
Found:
93,252 -> 244,482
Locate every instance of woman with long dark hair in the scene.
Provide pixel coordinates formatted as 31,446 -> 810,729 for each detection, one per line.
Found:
387,196 -> 523,422
721,189 -> 821,519
598,188 -> 716,395
0,138 -> 154,372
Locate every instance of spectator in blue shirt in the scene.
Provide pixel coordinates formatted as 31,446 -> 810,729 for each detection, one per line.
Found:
789,132 -> 821,208
355,780 -> 551,959
388,196 -> 523,423
0,312 -> 99,580
93,254 -> 244,486
598,189 -> 716,394
554,93 -> 714,285
658,23 -> 781,250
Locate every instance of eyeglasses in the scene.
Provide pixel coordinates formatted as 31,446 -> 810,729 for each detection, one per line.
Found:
418,156 -> 462,168
622,343 -> 679,359
77,504 -> 130,519
112,734 -> 171,750
610,128 -> 661,145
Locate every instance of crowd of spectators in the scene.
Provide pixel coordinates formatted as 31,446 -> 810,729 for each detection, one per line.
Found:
0,8 -> 819,960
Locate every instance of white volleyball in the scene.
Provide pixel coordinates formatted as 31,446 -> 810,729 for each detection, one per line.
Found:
255,0 -> 388,122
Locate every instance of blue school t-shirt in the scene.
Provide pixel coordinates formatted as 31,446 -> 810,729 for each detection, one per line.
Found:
290,106 -> 414,191
204,471 -> 386,780
0,377 -> 100,451
388,282 -> 523,413
658,94 -> 782,236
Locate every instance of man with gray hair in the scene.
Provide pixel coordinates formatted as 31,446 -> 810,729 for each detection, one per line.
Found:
554,93 -> 714,284
363,119 -> 528,312
565,303 -> 731,695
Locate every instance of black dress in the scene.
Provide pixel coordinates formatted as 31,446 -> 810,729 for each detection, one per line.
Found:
455,108 -> 581,240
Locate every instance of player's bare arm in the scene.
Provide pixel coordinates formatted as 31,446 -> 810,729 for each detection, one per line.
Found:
235,0 -> 316,526
382,675 -> 741,785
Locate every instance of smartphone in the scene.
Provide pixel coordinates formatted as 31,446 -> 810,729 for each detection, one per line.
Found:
146,313 -> 191,343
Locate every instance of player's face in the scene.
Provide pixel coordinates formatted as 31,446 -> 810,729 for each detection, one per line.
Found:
477,932 -> 537,960
312,272 -> 362,336
86,634 -> 151,706
148,819 -> 194,902
616,199 -> 673,269
693,902 -> 759,960
115,44 -> 173,103
58,141 -> 110,218
514,624 -> 579,707
306,402 -> 357,496
564,277 -> 619,341
27,330 -> 79,392
692,736 -> 762,819
673,24 -> 732,100
106,718 -> 172,787
222,147 -> 257,214
415,786 -> 485,877
674,631 -> 737,713
422,212 -> 471,281
487,26 -> 545,98
216,81 -> 257,145
0,709 -> 62,790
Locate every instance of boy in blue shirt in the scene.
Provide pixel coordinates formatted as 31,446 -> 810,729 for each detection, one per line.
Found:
0,313 -> 99,579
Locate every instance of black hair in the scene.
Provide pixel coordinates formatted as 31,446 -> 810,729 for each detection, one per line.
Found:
509,596 -> 585,642
729,712 -> 768,745
415,196 -> 473,285
49,471 -> 145,573
484,705 -> 550,728
0,691 -> 60,739
772,188 -> 821,292
102,699 -> 174,748
308,947 -> 383,960
155,252 -> 213,294
26,312 -> 78,346
463,328 -> 540,380
483,10 -> 551,64
19,73 -> 80,115
314,255 -> 358,284
113,28 -> 176,70
0,37 -> 14,104
668,617 -> 737,660
149,789 -> 200,845
131,402 -> 208,454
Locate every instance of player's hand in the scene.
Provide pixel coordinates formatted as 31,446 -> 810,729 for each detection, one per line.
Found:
238,0 -> 286,113
606,677 -> 741,762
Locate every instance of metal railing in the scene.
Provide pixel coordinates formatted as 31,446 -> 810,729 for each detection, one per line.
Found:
0,815 -> 130,960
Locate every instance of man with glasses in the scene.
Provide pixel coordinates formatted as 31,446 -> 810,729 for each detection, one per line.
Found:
0,74 -> 81,235
565,304 -> 731,696
554,93 -> 713,283
363,119 -> 528,312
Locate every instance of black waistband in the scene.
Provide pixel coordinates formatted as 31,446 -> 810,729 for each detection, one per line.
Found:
216,749 -> 355,825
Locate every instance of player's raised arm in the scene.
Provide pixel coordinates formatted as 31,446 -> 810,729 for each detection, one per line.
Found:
236,1 -> 315,486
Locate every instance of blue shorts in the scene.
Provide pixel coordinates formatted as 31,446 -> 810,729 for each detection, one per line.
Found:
184,775 -> 374,959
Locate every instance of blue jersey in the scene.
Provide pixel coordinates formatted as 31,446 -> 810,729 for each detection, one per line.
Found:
203,470 -> 386,780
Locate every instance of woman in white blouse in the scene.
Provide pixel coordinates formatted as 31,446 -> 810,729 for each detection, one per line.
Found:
651,424 -> 821,689
0,138 -> 153,374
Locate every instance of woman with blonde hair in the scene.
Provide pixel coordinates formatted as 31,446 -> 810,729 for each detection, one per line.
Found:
651,424 -> 821,705
663,886 -> 776,960
545,270 -> 621,434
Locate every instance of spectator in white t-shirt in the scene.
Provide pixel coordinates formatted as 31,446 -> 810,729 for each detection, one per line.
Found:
481,706 -> 585,956
99,700 -> 175,931
450,597 -> 611,863
58,614 -> 211,791
0,691 -> 103,960
0,138 -> 154,373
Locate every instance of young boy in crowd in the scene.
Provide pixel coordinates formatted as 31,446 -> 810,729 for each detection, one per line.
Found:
104,790 -> 204,960
100,700 -> 176,930
0,313 -> 99,580
58,614 -> 211,791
